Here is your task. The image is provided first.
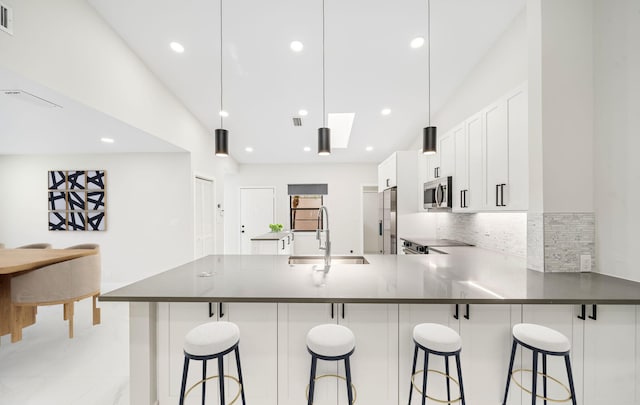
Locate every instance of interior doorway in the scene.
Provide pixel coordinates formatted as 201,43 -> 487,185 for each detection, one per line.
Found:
362,185 -> 381,254
240,187 -> 275,254
195,176 -> 215,259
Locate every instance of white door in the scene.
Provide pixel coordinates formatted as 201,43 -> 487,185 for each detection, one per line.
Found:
195,177 -> 215,259
362,187 -> 380,254
240,188 -> 275,254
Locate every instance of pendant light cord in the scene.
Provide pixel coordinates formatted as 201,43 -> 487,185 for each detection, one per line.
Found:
322,0 -> 326,128
220,0 -> 224,128
427,0 -> 431,126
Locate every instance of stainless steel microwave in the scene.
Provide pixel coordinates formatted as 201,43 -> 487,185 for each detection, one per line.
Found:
424,176 -> 453,210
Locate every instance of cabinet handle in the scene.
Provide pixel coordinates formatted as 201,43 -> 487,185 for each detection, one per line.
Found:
500,184 -> 506,207
330,303 -> 335,319
495,185 -> 500,206
341,303 -> 345,319
463,190 -> 467,208
464,304 -> 470,320
460,190 -> 463,208
379,221 -> 383,236
219,302 -> 224,318
386,178 -> 390,187
588,304 -> 597,320
282,240 -> 285,250
208,302 -> 215,318
453,304 -> 459,320
577,304 -> 586,320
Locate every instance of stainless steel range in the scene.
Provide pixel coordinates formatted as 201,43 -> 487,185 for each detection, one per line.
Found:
400,238 -> 472,254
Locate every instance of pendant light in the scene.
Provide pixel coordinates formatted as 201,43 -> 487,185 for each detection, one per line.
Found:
422,0 -> 437,155
215,0 -> 229,157
317,0 -> 331,156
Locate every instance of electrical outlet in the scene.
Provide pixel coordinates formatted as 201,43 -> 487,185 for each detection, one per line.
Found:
580,255 -> 591,272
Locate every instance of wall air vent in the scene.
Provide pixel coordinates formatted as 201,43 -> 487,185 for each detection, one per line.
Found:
0,2 -> 13,35
2,90 -> 62,108
292,117 -> 302,127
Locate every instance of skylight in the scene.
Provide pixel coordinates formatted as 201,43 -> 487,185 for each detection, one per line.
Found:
327,113 -> 355,149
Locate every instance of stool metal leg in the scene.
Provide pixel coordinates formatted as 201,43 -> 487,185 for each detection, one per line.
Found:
202,359 -> 207,405
218,357 -> 225,405
502,339 -> 517,405
531,351 -> 538,405
409,344 -> 418,404
345,356 -> 354,405
179,356 -> 190,405
235,347 -> 247,405
445,355 -> 451,404
422,350 -> 429,405
564,354 -> 577,405
455,352 -> 466,405
542,354 -> 547,405
308,355 -> 317,405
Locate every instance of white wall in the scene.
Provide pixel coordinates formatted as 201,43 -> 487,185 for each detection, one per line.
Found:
409,9 -> 527,148
594,0 -> 640,281
0,153 -> 193,289
539,0 -> 594,213
224,164 -> 377,255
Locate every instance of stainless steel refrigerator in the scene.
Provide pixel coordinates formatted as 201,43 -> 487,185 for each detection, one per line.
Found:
378,187 -> 397,254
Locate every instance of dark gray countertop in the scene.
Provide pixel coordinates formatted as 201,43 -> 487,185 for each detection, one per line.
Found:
100,247 -> 640,304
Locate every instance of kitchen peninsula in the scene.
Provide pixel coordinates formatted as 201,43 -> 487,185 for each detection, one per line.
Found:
101,249 -> 640,405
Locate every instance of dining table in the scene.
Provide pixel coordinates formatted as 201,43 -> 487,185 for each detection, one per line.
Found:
0,248 -> 97,342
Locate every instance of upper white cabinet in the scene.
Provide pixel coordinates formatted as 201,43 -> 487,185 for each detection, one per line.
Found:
483,85 -> 528,211
378,152 -> 398,191
453,115 -> 483,212
438,132 -> 455,178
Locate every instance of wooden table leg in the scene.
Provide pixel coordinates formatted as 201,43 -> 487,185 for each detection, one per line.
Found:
1,275 -> 37,342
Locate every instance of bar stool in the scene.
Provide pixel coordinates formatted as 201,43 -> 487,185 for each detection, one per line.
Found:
502,323 -> 577,405
179,321 -> 246,405
408,323 -> 466,405
306,324 -> 356,405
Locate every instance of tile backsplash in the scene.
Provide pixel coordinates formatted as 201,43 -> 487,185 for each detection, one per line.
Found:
436,212 -> 527,257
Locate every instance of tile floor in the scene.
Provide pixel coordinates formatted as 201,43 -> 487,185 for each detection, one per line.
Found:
0,298 -> 130,405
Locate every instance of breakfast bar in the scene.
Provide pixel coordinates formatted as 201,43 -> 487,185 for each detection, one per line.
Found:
101,248 -> 640,405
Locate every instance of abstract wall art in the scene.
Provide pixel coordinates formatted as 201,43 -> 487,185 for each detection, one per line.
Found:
48,170 -> 107,231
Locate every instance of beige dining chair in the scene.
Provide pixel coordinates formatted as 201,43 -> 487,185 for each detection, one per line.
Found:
17,243 -> 52,249
10,244 -> 101,340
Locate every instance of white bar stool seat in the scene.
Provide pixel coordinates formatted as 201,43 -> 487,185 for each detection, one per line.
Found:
512,323 -> 570,353
179,321 -> 246,405
413,323 -> 462,353
306,324 -> 356,405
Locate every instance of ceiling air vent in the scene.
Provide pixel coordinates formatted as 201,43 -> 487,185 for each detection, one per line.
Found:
0,2 -> 13,35
2,90 -> 62,108
292,117 -> 302,127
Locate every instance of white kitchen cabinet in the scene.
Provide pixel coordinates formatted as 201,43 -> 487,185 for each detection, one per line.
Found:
157,302 -> 278,405
453,114 -> 483,212
278,303 -> 398,405
338,303 -> 398,405
438,132 -> 455,178
278,303 -> 336,405
582,305 -> 637,405
378,152 -> 398,191
483,85 -> 528,211
522,304 -> 637,405
251,233 -> 294,255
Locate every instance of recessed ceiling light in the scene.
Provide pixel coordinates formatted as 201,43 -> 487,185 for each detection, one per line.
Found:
245,147 -> 253,152
366,146 -> 373,151
170,42 -> 185,53
219,110 -> 229,117
100,137 -> 114,143
290,41 -> 304,52
303,146 -> 311,152
410,37 -> 425,49
298,109 -> 308,116
381,108 -> 391,116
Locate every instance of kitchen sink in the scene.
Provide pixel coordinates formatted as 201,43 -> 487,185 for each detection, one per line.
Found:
288,256 -> 369,265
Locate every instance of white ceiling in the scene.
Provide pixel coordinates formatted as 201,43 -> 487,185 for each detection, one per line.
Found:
3,0 -> 525,162
0,67 -> 185,155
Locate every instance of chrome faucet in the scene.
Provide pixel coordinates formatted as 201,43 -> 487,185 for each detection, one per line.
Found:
316,206 -> 331,267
